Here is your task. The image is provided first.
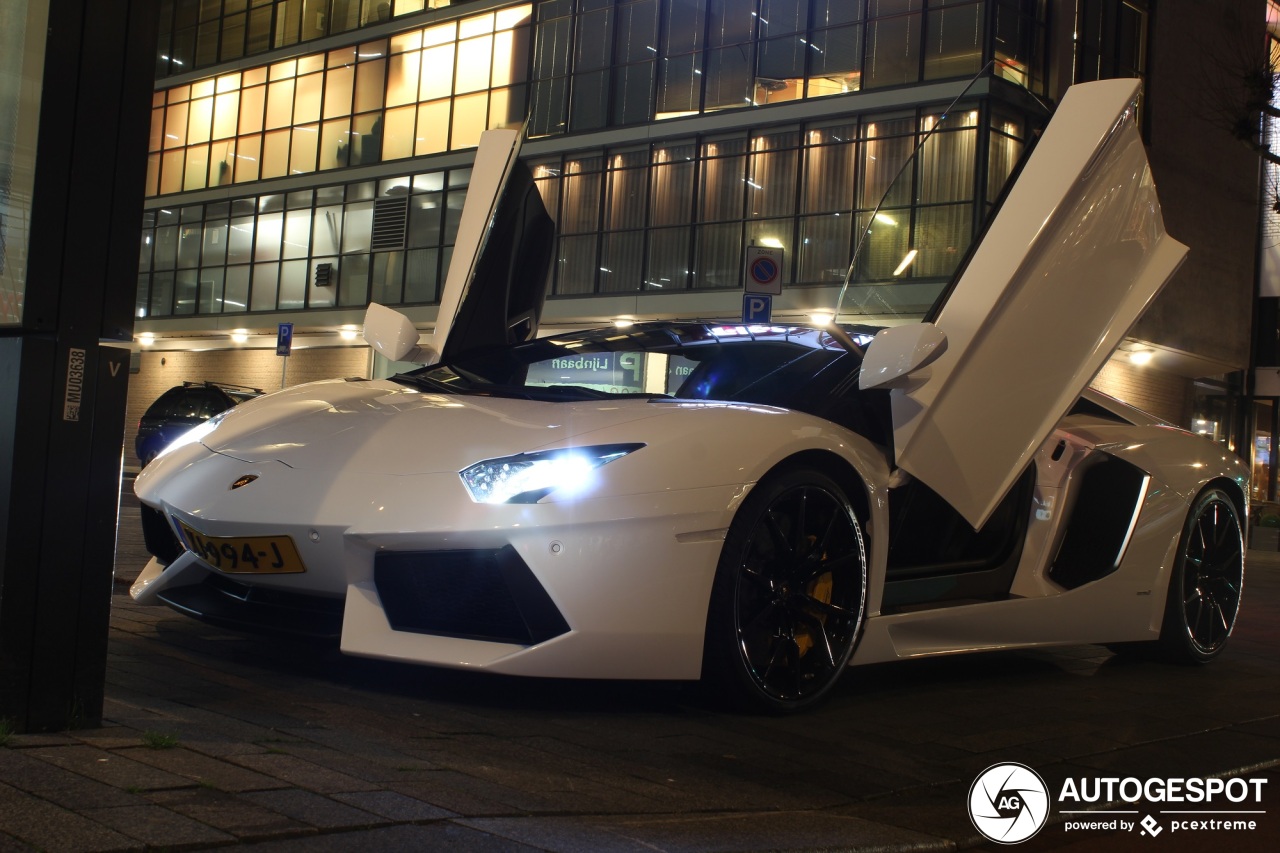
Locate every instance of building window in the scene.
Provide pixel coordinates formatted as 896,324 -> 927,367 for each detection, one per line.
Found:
1075,0 -> 1147,84
529,0 -> 1043,137
531,100 -> 1017,300
137,165 -> 471,316
138,100 -> 1026,318
146,4 -> 532,197
155,1 -> 485,77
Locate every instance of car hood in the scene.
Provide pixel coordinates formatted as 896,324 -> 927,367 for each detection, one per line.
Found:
186,378 -> 672,475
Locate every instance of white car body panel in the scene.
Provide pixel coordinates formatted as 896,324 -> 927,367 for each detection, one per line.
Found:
873,78 -> 1188,529
135,388 -> 895,679
428,127 -> 522,360
855,428 -> 1216,664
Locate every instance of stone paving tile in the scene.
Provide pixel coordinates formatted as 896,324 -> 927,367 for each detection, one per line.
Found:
600,748 -> 883,808
415,735 -> 718,809
104,701 -> 313,755
384,771 -> 552,817
0,749 -> 144,810
67,725 -> 156,751
18,744 -> 192,792
331,790 -> 458,822
1016,732 -> 1132,761
4,733 -> 78,749
225,750 -> 378,795
1235,717 -> 1280,740
275,724 -> 428,760
78,803 -> 236,848
0,783 -> 138,852
461,810 -> 954,853
241,789 -> 386,831
831,780 -> 982,847
1067,726 -> 1280,779
230,822 -> 544,851
113,745 -> 284,792
465,770 -> 652,815
259,739 -> 439,783
145,787 -> 312,841
0,831 -> 37,852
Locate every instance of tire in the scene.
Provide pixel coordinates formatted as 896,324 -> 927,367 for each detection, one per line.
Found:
1157,486 -> 1244,664
703,465 -> 868,713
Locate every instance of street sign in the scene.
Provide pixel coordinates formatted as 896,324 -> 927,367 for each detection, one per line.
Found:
743,294 -> 773,324
276,322 -> 294,356
744,245 -> 783,296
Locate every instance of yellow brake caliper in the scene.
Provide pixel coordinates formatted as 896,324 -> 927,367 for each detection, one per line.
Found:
794,535 -> 833,657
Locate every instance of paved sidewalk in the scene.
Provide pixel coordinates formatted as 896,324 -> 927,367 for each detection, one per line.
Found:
0,490 -> 1276,851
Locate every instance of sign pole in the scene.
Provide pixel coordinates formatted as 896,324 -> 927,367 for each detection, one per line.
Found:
277,322 -> 294,389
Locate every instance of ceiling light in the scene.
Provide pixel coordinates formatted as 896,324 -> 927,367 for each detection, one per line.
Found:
893,249 -> 918,276
339,324 -> 359,341
137,333 -> 154,346
613,318 -> 634,328
230,329 -> 248,344
1128,349 -> 1153,366
809,311 -> 834,326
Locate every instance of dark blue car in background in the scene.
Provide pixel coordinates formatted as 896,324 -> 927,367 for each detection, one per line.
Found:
135,382 -> 261,466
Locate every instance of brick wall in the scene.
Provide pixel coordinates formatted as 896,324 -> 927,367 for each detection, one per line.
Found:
125,346 -> 370,470
1090,358 -> 1193,426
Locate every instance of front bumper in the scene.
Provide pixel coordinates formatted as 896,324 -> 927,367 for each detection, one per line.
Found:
133,448 -> 745,680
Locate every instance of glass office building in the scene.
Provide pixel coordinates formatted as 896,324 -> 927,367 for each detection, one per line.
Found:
136,0 -> 1052,324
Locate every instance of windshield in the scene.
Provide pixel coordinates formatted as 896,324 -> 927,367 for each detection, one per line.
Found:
394,322 -> 873,406
834,68 -> 1041,326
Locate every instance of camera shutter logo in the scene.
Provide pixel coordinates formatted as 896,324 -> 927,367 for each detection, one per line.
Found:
969,762 -> 1050,844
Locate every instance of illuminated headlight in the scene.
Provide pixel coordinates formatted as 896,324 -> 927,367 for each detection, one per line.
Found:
460,443 -> 644,504
155,408 -> 234,462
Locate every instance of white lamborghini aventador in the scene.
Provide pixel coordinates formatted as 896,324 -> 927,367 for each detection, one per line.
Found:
132,77 -> 1248,712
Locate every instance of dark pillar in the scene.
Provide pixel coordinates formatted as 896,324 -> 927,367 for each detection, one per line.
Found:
0,0 -> 157,731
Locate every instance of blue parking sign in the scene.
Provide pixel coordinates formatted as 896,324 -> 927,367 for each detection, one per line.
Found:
742,294 -> 772,324
276,322 -> 294,356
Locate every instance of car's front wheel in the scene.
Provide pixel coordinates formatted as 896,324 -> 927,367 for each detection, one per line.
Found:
703,465 -> 868,713
1158,486 -> 1244,663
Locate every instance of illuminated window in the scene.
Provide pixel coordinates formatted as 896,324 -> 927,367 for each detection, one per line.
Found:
148,4 -> 534,197
151,111 -> 941,311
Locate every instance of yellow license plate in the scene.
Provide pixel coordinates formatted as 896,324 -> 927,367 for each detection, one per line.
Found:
179,523 -> 306,574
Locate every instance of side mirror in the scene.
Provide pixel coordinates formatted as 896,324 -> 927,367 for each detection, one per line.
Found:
858,323 -> 948,390
362,303 -> 437,364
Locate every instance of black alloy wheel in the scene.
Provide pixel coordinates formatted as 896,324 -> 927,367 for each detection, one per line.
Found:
704,465 -> 867,713
1160,487 -> 1244,663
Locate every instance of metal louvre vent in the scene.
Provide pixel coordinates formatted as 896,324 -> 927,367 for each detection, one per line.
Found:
370,196 -> 409,251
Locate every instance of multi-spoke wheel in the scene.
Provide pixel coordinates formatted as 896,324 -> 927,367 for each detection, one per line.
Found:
1159,487 -> 1244,663
703,465 -> 867,713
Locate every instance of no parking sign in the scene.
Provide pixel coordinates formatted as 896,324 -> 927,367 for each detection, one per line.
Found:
744,245 -> 783,295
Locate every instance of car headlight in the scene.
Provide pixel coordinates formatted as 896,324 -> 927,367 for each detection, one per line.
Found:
154,408 -> 234,462
460,443 -> 644,504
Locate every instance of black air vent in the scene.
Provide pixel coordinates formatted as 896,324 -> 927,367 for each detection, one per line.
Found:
371,196 -> 409,251
141,505 -> 183,566
1049,457 -> 1148,589
374,546 -> 570,645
